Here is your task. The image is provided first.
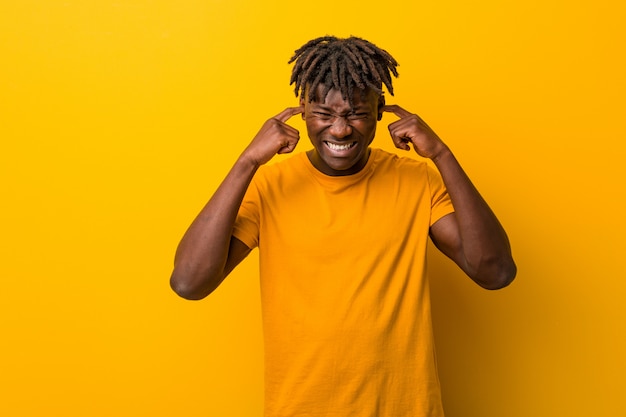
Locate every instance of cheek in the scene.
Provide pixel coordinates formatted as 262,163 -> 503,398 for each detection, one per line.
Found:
304,119 -> 324,137
356,120 -> 377,136
304,120 -> 314,136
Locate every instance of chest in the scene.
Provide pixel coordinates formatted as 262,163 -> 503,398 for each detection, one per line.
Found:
258,177 -> 432,259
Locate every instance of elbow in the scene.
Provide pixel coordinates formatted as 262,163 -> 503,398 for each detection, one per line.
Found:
473,257 -> 517,290
169,269 -> 217,300
170,281 -> 206,301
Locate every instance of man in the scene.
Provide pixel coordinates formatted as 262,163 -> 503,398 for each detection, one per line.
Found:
170,36 -> 516,417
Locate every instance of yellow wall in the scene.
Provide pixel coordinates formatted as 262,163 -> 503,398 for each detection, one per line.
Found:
1,1 -> 624,416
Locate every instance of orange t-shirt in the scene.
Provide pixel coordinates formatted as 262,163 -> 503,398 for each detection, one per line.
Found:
233,148 -> 454,417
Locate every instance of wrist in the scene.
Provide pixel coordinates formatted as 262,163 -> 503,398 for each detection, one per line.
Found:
235,152 -> 262,174
238,147 -> 265,169
430,145 -> 453,164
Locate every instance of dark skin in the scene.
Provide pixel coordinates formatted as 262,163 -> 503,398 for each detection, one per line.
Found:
170,86 -> 516,300
302,87 -> 383,176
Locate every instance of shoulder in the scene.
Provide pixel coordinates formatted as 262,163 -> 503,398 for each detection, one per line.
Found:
256,152 -> 307,179
370,149 -> 446,195
370,148 -> 431,175
251,152 -> 310,195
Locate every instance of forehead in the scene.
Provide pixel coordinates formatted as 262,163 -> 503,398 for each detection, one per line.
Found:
307,84 -> 380,109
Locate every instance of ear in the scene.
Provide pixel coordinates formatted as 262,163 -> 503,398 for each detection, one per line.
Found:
377,94 -> 386,121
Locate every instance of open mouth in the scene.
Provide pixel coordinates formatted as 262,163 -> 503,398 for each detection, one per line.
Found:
324,141 -> 357,151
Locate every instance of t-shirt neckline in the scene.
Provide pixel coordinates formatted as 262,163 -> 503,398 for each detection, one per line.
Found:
301,148 -> 379,188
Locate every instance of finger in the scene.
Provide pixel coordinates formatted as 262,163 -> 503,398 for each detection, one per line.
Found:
388,131 -> 412,151
391,139 -> 411,151
387,121 -> 414,150
277,144 -> 296,154
381,104 -> 413,119
274,106 -> 304,123
277,137 -> 300,154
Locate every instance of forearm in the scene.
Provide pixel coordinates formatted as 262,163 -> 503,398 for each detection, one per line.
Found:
381,104 -> 516,288
169,107 -> 303,299
170,156 -> 258,299
432,147 -> 516,288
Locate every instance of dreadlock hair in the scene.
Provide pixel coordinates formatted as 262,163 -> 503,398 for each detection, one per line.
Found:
288,36 -> 399,106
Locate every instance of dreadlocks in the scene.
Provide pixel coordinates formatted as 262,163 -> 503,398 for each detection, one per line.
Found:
288,36 -> 399,106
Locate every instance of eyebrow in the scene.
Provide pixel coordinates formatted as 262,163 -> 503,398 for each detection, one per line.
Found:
312,104 -> 369,112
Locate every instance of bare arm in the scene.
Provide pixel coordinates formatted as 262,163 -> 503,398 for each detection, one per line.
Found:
170,106 -> 304,300
383,105 -> 516,289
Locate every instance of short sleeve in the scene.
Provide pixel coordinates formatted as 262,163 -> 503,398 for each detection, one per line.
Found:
232,178 -> 261,250
427,164 -> 455,226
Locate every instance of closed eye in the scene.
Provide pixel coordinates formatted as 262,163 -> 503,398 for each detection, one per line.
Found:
348,113 -> 369,120
313,112 -> 333,120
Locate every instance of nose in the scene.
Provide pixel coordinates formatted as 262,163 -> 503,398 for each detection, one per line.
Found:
328,117 -> 353,138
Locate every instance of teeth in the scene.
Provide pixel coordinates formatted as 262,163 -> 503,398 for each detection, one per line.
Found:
326,141 -> 355,151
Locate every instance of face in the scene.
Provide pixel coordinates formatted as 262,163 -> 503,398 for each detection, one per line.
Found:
302,85 -> 384,176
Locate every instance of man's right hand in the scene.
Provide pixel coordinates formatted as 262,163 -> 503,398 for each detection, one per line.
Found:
240,106 -> 304,167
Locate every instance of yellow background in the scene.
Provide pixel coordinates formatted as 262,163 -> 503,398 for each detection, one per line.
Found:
1,1 -> 624,416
